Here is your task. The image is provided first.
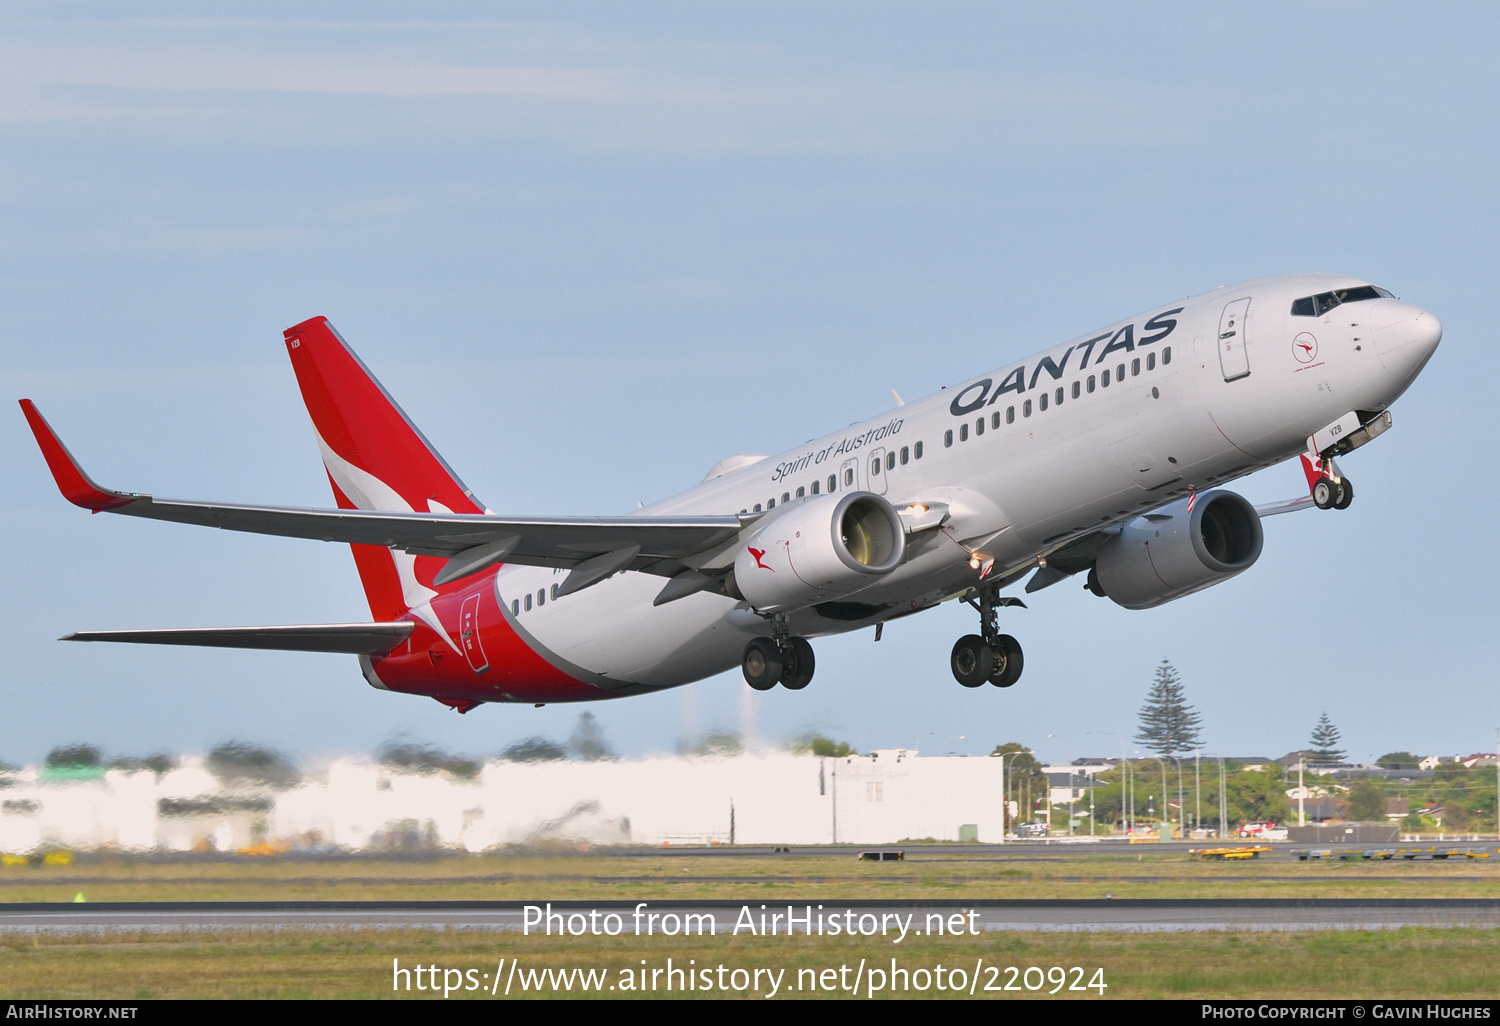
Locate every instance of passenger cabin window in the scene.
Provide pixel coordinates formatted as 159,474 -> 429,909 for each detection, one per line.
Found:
767,498 -> 775,509
828,474 -> 837,491
1147,352 -> 1156,371
870,456 -> 881,475
1038,393 -> 1048,411
914,441 -> 924,459
959,423 -> 968,441
524,594 -> 532,611
1087,374 -> 1096,392
810,480 -> 820,495
1102,369 -> 1111,387
899,446 -> 909,465
886,451 -> 896,470
1117,363 -> 1126,381
975,417 -> 984,435
753,503 -> 762,512
1006,405 -> 1015,424
537,589 -> 545,607
1072,381 -> 1081,399
1055,386 -> 1064,405
512,599 -> 520,616
782,492 -> 789,504
944,429 -> 953,447
844,468 -> 855,486
1162,346 -> 1172,364
1131,358 -> 1140,376
1023,399 -> 1032,417
551,584 -> 559,600
796,485 -> 805,498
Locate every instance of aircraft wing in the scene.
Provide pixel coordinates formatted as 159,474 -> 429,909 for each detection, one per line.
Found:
21,400 -> 745,582
1253,495 -> 1315,517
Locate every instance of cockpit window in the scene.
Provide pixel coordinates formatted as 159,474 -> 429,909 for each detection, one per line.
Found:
1291,285 -> 1394,317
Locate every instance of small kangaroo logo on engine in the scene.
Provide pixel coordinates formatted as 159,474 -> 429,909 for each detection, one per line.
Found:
748,547 -> 773,570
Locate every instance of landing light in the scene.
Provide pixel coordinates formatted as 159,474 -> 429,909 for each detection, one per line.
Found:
969,554 -> 982,569
906,504 -> 928,514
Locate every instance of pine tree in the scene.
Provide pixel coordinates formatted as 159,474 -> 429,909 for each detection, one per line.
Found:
1134,660 -> 1203,757
1308,712 -> 1346,766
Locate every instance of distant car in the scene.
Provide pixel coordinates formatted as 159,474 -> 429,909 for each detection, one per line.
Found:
1014,822 -> 1049,838
1238,821 -> 1287,841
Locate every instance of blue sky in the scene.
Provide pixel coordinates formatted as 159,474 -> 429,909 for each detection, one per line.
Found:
2,3 -> 1495,767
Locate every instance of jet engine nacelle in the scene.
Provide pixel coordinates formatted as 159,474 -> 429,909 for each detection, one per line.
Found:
732,491 -> 906,614
1088,489 -> 1263,610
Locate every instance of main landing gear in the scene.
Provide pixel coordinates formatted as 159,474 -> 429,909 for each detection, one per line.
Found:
952,586 -> 1024,689
743,615 -> 816,691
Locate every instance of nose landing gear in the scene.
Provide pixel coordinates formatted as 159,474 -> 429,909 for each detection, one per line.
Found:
1312,475 -> 1353,510
1303,453 -> 1354,511
952,586 -> 1025,689
742,614 -> 816,691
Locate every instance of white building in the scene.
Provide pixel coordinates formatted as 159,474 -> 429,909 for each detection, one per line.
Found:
0,749 -> 1009,853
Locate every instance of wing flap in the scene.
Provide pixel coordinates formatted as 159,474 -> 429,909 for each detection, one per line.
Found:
62,623 -> 415,655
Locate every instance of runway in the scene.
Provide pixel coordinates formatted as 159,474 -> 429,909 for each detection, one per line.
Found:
4,898 -> 1499,934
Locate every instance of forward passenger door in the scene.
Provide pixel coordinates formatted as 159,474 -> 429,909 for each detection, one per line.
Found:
1217,298 -> 1252,381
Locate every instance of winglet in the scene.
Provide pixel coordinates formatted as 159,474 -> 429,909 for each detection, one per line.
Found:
18,400 -> 138,511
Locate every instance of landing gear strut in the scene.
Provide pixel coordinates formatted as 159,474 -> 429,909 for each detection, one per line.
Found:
743,614 -> 816,691
953,586 -> 1024,688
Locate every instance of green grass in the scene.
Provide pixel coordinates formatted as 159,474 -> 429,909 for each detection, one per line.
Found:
2,851 -> 1496,998
2,851 -> 1497,903
3,927 -> 1499,999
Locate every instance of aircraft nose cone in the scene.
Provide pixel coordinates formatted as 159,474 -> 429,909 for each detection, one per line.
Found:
1374,304 -> 1442,380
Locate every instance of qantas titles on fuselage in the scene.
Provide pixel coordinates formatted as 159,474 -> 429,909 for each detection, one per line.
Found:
22,273 -> 1440,710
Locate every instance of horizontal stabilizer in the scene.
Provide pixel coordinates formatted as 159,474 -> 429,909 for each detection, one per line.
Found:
62,623 -> 414,655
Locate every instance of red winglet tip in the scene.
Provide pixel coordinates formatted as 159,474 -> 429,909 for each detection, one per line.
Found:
18,400 -> 135,512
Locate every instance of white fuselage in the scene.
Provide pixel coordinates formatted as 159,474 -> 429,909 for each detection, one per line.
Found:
493,273 -> 1441,692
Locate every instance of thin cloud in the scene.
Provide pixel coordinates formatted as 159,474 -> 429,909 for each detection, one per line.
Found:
0,20 -> 1218,156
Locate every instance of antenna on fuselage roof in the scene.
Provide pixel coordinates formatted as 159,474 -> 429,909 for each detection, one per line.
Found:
891,389 -> 905,407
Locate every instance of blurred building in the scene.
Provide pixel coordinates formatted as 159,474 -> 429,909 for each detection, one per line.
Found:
0,749 -> 1006,853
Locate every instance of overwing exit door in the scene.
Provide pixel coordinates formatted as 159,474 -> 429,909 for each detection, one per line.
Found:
867,447 -> 887,494
1217,298 -> 1252,381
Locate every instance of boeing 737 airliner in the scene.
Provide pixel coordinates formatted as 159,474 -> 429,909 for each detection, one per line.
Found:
21,273 -> 1441,711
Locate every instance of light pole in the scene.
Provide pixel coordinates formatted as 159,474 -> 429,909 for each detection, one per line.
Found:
1087,732 -> 1131,836
1160,756 -> 1171,842
1298,758 -> 1306,828
1131,751 -> 1141,835
997,749 -> 1034,843
1195,748 -> 1202,838
1218,756 -> 1227,840
1048,733 -> 1074,836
